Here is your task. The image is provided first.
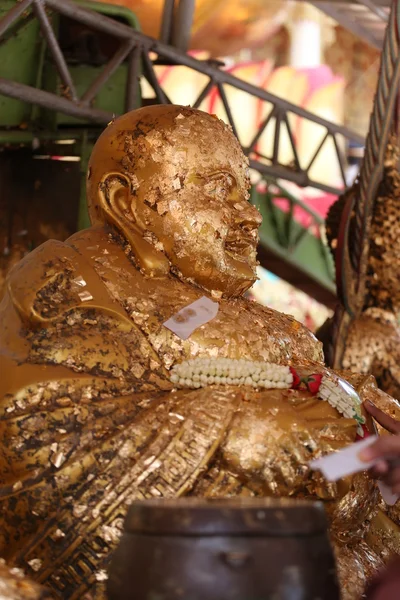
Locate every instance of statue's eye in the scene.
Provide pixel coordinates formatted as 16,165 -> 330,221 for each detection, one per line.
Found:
204,177 -> 229,197
207,173 -> 235,193
189,172 -> 237,200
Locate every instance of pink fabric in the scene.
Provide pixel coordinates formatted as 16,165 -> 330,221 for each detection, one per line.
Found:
298,65 -> 342,102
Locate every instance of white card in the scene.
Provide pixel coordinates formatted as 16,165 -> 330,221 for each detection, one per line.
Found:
378,481 -> 399,506
309,436 -> 378,482
309,437 -> 399,505
163,296 -> 219,340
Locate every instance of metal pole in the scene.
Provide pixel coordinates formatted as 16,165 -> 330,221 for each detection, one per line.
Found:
159,0 -> 175,44
0,0 -> 33,38
78,130 -> 94,230
0,78 -> 113,124
33,0 -> 78,101
172,0 -> 195,51
81,39 -> 135,104
126,46 -> 142,112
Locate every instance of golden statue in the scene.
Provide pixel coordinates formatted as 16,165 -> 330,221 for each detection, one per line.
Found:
0,105 -> 400,600
320,135 -> 400,400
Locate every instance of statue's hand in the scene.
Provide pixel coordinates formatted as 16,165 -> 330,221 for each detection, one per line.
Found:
220,386 -> 358,498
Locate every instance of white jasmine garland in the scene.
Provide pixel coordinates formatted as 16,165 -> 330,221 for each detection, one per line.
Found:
318,376 -> 365,425
170,358 -> 293,390
170,358 -> 366,428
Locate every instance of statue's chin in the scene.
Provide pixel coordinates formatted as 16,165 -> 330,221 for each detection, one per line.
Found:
191,270 -> 256,299
169,251 -> 257,298
222,256 -> 257,297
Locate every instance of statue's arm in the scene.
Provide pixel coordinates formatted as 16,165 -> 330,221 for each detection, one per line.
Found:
1,238 -> 173,389
0,385 -> 241,567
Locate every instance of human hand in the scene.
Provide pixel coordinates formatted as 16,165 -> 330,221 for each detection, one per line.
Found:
359,401 -> 400,494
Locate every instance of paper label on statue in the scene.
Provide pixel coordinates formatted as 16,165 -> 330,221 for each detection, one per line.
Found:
309,436 -> 379,481
163,297 -> 219,340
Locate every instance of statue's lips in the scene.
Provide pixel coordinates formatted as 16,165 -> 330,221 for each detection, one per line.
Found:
224,235 -> 257,262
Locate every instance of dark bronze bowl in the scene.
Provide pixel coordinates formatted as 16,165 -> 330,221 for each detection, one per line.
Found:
108,497 -> 339,600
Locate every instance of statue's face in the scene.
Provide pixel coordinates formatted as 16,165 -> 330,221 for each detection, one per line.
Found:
132,120 -> 262,297
89,106 -> 262,297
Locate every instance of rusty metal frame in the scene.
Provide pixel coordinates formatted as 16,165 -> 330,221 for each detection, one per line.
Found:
0,0 -> 366,198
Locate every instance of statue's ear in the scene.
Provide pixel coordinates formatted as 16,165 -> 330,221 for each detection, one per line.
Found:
99,172 -> 169,277
100,172 -> 133,223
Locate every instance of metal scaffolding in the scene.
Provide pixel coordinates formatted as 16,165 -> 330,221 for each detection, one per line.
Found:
0,0 -> 364,197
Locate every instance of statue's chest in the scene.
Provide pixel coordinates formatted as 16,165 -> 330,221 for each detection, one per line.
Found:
92,250 -> 321,370
118,285 -> 306,369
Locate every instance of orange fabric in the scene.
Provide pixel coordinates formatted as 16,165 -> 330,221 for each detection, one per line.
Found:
92,0 -> 289,55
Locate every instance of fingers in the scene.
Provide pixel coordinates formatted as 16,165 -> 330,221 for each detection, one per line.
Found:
359,435 -> 400,462
364,401 -> 400,434
370,460 -> 389,478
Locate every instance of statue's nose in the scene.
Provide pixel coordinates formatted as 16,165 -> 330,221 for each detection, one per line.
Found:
237,202 -> 262,228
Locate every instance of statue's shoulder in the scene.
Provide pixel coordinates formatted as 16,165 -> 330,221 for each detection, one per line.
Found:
238,296 -> 324,364
6,230 -> 127,327
239,295 -> 299,327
